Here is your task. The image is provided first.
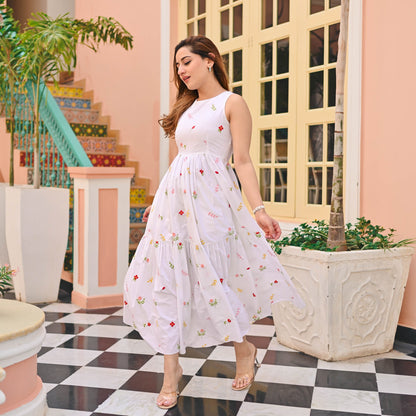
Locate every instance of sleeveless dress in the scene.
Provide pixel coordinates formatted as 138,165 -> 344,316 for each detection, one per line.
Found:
123,91 -> 304,355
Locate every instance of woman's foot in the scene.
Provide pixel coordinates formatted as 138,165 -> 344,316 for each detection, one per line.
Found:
157,354 -> 183,409
232,340 -> 260,391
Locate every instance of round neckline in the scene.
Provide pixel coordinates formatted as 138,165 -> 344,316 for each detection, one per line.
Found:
195,90 -> 229,103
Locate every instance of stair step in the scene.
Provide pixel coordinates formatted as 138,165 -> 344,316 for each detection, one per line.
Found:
47,84 -> 84,98
130,206 -> 147,223
130,187 -> 147,204
55,96 -> 91,110
79,136 -> 118,154
87,152 -> 126,167
62,108 -> 100,124
71,122 -> 107,137
129,223 -> 146,246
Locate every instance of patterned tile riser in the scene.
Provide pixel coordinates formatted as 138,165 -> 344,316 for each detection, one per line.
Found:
79,137 -> 117,154
88,153 -> 126,167
56,97 -> 91,110
63,109 -> 100,124
48,85 -> 84,98
130,188 -> 147,205
129,227 -> 145,245
129,207 -> 146,223
67,228 -> 73,251
70,123 -> 107,137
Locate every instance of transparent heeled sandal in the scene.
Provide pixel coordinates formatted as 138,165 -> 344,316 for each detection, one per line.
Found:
232,347 -> 261,391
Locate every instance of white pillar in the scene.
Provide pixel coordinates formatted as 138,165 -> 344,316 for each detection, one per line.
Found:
68,167 -> 134,309
159,0 -> 171,181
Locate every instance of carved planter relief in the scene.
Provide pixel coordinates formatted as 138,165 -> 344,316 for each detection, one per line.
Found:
272,246 -> 414,361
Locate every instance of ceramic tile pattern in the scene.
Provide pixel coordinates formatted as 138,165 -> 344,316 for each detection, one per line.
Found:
56,97 -> 92,109
35,303 -> 416,416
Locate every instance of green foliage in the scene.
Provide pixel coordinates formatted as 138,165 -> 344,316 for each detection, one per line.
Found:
271,217 -> 415,254
0,8 -> 134,188
0,264 -> 14,296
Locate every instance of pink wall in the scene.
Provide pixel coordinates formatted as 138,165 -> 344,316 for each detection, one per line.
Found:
74,0 -> 161,194
361,0 -> 416,329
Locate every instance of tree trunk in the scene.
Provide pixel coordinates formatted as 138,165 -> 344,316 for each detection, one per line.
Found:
32,80 -> 41,189
9,112 -> 15,186
327,0 -> 349,251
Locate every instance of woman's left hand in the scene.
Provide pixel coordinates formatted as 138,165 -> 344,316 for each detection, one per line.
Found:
255,211 -> 282,240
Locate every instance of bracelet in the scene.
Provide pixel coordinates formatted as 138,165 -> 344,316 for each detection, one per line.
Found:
253,205 -> 265,215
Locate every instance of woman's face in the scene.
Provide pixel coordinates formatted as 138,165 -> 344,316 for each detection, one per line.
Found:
176,46 -> 211,90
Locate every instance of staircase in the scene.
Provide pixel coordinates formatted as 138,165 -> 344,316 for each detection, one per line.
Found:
19,81 -> 152,271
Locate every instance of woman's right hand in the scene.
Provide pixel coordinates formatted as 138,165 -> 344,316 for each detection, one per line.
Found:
142,205 -> 152,223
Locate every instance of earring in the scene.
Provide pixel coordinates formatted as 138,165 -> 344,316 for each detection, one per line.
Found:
208,66 -> 212,72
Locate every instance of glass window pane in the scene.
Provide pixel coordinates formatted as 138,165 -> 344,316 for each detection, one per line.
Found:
232,85 -> 242,95
275,168 -> 287,202
275,128 -> 288,162
276,78 -> 289,114
308,167 -> 322,204
260,130 -> 272,163
327,167 -> 333,205
187,22 -> 194,37
310,0 -> 324,14
221,0 -> 229,5
276,38 -> 289,74
329,23 -> 340,63
233,49 -> 242,82
262,0 -> 273,29
327,123 -> 334,161
198,0 -> 206,14
222,53 -> 229,75
330,0 -> 341,8
310,27 -> 324,67
309,71 -> 324,109
328,68 -> 336,107
233,4 -> 243,37
188,0 -> 195,19
260,168 -> 271,201
197,18 -> 206,35
309,124 -> 323,162
277,0 -> 290,24
221,9 -> 230,41
261,42 -> 273,77
261,81 -> 272,115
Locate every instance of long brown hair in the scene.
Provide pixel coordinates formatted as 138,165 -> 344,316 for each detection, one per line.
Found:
159,35 -> 229,138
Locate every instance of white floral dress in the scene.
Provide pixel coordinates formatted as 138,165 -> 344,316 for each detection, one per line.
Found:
123,91 -> 303,354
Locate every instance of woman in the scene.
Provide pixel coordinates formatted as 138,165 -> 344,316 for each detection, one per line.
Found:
123,35 -> 304,410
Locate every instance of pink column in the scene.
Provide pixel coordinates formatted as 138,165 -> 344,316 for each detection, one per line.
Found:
68,167 -> 134,309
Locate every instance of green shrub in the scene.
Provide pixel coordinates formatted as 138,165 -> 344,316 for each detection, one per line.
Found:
271,217 -> 415,254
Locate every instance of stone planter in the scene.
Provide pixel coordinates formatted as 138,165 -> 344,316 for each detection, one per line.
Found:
5,186 -> 69,303
0,184 -> 9,267
272,246 -> 414,361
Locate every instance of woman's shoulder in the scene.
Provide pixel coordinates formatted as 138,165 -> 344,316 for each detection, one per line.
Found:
225,92 -> 250,121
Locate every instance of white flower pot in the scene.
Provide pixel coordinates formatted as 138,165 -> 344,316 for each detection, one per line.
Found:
0,184 -> 9,267
5,186 -> 69,303
272,246 -> 414,361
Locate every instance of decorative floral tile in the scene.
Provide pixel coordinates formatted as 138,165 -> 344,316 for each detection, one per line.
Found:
48,85 -> 84,98
130,188 -> 147,205
129,226 -> 146,245
63,109 -> 100,124
71,123 -> 108,137
79,137 -> 117,154
88,153 -> 126,167
129,207 -> 147,223
56,97 -> 91,110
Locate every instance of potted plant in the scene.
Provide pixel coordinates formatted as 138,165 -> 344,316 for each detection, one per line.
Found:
0,264 -> 14,297
0,5 -> 22,267
1,7 -> 133,303
270,0 -> 415,361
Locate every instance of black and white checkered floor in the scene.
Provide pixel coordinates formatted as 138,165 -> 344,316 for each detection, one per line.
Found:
38,302 -> 416,416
